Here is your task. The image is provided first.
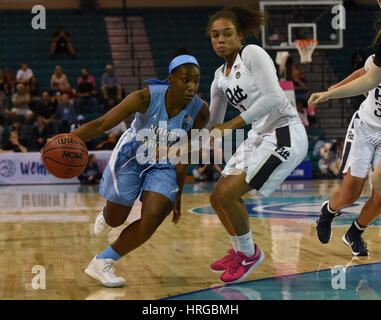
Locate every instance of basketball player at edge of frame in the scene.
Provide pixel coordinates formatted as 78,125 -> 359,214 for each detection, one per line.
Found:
61,49 -> 210,287
205,5 -> 308,285
309,0 -> 381,256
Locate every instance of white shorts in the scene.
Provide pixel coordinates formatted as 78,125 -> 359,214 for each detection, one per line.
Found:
222,123 -> 308,197
341,111 -> 381,178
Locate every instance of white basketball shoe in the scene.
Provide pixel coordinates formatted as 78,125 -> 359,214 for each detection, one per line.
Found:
85,256 -> 126,288
93,210 -> 112,236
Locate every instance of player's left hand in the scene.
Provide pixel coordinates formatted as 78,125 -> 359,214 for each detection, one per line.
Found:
172,195 -> 181,224
308,91 -> 330,106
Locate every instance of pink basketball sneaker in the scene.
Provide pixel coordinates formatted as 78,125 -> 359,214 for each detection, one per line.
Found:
210,249 -> 236,272
220,244 -> 264,284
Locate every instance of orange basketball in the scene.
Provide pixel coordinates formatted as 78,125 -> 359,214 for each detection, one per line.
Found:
41,133 -> 88,179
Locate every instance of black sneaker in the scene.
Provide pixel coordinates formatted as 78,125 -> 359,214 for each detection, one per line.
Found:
342,230 -> 368,256
316,201 -> 340,244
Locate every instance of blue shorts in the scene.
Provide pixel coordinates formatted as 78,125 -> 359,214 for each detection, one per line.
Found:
99,153 -> 179,207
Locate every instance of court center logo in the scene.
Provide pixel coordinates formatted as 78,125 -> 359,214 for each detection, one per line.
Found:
189,196 -> 379,226
0,160 -> 16,178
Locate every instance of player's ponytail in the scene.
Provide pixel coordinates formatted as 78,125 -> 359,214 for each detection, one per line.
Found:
373,29 -> 381,47
206,5 -> 265,40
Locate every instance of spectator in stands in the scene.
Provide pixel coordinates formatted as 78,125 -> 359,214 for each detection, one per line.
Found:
100,65 -> 122,101
4,67 -> 15,94
49,82 -> 62,105
35,91 -> 57,129
0,69 -> 9,96
317,139 -> 344,178
31,115 -> 52,151
61,82 -> 76,104
1,130 -> 28,152
16,62 -> 34,88
55,93 -> 76,133
328,138 -> 344,178
106,120 -> 127,140
50,65 -> 69,91
296,100 -> 309,129
192,136 -> 223,182
10,83 -> 34,124
50,25 -> 76,59
193,164 -> 222,182
104,97 -> 117,113
351,47 -> 366,71
70,114 -> 86,132
0,70 -> 9,125
9,116 -> 27,145
76,68 -> 97,114
307,103 -> 318,128
77,67 -> 96,87
95,132 -> 117,150
28,76 -> 41,110
291,64 -> 308,101
317,141 -> 332,177
78,154 -> 102,185
0,89 -> 9,126
284,56 -> 294,81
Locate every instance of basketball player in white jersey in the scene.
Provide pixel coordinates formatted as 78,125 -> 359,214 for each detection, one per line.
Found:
206,5 -> 308,284
310,1 -> 381,193
315,54 -> 381,256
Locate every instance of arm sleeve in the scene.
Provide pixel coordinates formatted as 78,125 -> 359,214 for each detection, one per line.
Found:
239,45 -> 285,124
206,71 -> 228,130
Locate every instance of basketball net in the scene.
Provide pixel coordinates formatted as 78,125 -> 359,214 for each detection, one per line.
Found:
295,39 -> 318,64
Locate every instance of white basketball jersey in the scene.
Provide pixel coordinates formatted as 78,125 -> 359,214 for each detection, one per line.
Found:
358,55 -> 381,129
215,45 -> 300,134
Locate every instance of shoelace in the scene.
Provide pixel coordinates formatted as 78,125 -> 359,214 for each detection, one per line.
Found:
220,251 -> 236,265
352,234 -> 367,249
103,263 -> 117,277
97,215 -> 106,225
227,255 -> 243,275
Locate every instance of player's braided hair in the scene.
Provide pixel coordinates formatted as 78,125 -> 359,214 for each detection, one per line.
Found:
206,5 -> 265,40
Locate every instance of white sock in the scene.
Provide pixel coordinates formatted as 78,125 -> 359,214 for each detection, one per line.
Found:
327,201 -> 337,213
229,235 -> 238,252
236,231 -> 255,256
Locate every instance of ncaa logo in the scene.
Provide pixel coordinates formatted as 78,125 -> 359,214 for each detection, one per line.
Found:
0,160 -> 16,177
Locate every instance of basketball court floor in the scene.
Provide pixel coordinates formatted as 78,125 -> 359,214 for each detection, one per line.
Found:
0,179 -> 380,300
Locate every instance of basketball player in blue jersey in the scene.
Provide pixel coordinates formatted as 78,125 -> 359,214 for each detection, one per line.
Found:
68,49 -> 209,287
205,6 -> 308,284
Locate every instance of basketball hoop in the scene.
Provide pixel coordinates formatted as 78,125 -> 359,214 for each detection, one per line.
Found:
295,39 -> 318,64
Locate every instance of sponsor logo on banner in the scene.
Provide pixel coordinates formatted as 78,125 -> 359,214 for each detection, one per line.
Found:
0,160 -> 16,177
20,161 -> 48,175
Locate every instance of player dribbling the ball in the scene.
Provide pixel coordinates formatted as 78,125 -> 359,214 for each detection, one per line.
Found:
59,49 -> 209,287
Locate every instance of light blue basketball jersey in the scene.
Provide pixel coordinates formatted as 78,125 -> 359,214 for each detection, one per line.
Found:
113,84 -> 203,169
99,84 -> 203,206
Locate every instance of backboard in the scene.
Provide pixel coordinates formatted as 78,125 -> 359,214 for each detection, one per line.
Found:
260,0 -> 344,49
